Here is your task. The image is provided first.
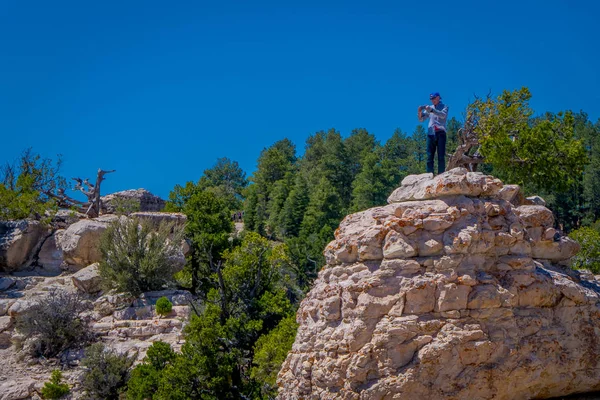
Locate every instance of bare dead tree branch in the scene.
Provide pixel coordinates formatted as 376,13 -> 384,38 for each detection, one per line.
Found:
446,91 -> 493,172
42,169 -> 116,217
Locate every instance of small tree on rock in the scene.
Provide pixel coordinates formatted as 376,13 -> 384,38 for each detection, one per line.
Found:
447,87 -> 587,194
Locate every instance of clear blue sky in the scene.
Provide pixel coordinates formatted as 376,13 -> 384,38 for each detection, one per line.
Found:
1,1 -> 598,199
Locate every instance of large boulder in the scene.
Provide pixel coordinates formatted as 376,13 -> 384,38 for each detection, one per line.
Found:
56,219 -> 108,268
278,169 -> 597,400
0,220 -> 47,272
101,189 -> 166,213
72,262 -> 102,293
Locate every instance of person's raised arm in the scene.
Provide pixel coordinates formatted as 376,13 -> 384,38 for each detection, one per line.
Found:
427,104 -> 448,122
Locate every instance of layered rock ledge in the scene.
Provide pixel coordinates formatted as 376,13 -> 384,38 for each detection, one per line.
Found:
277,168 -> 599,400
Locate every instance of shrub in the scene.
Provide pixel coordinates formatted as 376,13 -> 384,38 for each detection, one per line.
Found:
0,148 -> 65,221
40,370 -> 70,399
111,196 -> 141,216
16,290 -> 91,358
251,315 -> 298,397
126,341 -> 176,400
81,343 -> 134,399
155,297 -> 173,316
570,226 -> 600,273
99,217 -> 185,296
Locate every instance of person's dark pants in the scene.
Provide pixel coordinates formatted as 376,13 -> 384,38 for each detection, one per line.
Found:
426,130 -> 446,174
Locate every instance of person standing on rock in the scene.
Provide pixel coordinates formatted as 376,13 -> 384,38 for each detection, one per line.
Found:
418,92 -> 449,174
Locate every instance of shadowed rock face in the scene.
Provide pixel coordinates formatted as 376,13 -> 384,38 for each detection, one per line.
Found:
277,168 -> 599,400
0,220 -> 47,272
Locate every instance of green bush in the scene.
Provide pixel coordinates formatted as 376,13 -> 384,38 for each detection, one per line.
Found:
155,297 -> 173,316
40,370 -> 70,399
0,148 -> 65,221
99,217 -> 184,296
126,341 -> 176,400
81,343 -> 134,399
251,315 -> 298,397
16,290 -> 91,358
570,226 -> 600,273
111,196 -> 141,216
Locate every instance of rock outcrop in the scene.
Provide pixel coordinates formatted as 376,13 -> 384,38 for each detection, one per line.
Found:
1,211 -> 187,274
56,219 -> 109,269
0,272 -> 192,397
277,168 -> 600,400
101,188 -> 166,213
71,263 -> 102,293
0,221 -> 47,272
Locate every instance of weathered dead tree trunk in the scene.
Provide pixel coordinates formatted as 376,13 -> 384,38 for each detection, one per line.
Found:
446,93 -> 488,172
73,169 -> 115,217
47,169 -> 115,217
446,127 -> 484,171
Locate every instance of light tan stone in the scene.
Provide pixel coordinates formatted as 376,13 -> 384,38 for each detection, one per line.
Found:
388,168 -> 503,203
404,279 -> 435,314
72,262 -> 102,293
510,223 -> 524,240
443,227 -> 475,254
544,227 -> 557,240
383,230 -> 416,259
56,219 -> 108,268
0,316 -> 12,332
380,259 -> 421,275
518,282 -> 561,307
516,205 -> 554,228
0,379 -> 36,400
357,227 -> 386,261
497,184 -> 521,203
527,226 -> 543,242
531,238 -> 580,261
422,213 -> 454,231
436,283 -> 471,312
324,239 -> 358,265
509,240 -> 532,256
419,238 -> 444,257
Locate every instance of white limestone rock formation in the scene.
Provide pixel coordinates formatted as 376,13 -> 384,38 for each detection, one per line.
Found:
277,168 -> 598,400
